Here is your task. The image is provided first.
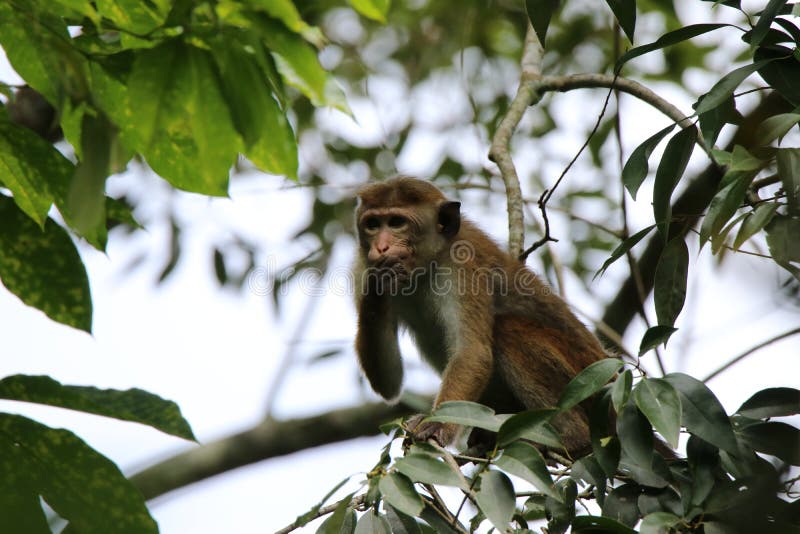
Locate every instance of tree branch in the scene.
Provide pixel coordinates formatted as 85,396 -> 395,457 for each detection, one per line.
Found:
488,23 -> 543,258
130,402 -> 413,501
703,326 -> 800,383
275,494 -> 367,534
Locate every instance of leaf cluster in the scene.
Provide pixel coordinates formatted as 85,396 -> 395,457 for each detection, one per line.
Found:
296,362 -> 800,533
0,374 -> 196,532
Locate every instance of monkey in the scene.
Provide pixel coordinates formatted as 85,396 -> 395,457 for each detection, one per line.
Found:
353,176 -> 609,456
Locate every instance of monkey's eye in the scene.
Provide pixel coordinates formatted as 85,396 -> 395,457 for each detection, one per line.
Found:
388,215 -> 407,228
363,217 -> 380,231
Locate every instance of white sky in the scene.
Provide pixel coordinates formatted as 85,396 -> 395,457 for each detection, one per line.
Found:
1,3 -> 799,532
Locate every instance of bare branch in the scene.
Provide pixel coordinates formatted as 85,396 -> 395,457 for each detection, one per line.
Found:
519,74 -> 619,261
130,402 -> 413,501
275,494 -> 367,534
488,23 -> 543,258
703,327 -> 800,383
536,73 -> 709,154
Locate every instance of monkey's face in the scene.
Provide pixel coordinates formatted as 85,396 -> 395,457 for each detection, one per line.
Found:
358,209 -> 418,283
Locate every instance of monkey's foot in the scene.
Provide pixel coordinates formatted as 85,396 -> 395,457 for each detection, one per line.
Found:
406,414 -> 458,446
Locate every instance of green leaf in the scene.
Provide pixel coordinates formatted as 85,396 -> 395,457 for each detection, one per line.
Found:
637,487 -> 682,517
638,325 -> 678,355
0,374 -> 195,440
0,413 -> 157,533
699,171 -> 752,248
727,144 -> 764,172
297,476 -> 353,527
354,509 -> 391,534
633,379 -> 681,448
653,126 -> 696,236
419,503 -> 462,534
379,473 -> 424,517
573,515 -> 637,534
525,0 -> 561,46
497,409 -> 563,449
0,429 -> 54,533
605,0 -> 636,43
695,59 -> 775,115
595,225 -> 657,279
733,203 -> 778,250
755,113 -> 800,145
617,402 -> 654,468
125,40 -> 241,196
738,421 -> 800,465
751,0 -> 790,46
426,401 -> 507,432
698,95 -> 740,148
495,441 -> 560,501
94,0 -> 169,34
211,37 -> 298,179
685,435 -> 719,508
653,237 -> 689,327
384,505 -> 423,534
545,479 -> 577,534
622,125 -> 675,200
663,373 -> 737,452
349,0 -> 391,23
755,46 -> 800,106
611,370 -> 633,414
394,454 -> 468,489
589,394 -> 621,477
639,512 -> 681,534
777,148 -> 800,216
0,197 -> 92,332
617,24 -> 731,68
316,494 -> 355,534
248,0 -> 310,33
766,214 -> 800,279
571,456 -> 607,501
557,359 -> 623,411
66,111 -> 111,248
602,484 -> 641,528
0,120 -> 72,227
0,5 -> 82,104
258,18 -> 349,111
475,471 -> 515,531
737,387 -> 800,419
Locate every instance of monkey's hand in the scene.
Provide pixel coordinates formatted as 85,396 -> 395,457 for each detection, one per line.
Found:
406,414 -> 458,447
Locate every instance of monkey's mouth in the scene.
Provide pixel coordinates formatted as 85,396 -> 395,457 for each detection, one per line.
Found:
366,256 -> 414,293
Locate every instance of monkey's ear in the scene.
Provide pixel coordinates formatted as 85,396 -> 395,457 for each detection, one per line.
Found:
438,201 -> 461,238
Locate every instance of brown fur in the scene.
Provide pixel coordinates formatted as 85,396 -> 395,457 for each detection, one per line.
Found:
354,177 -> 607,455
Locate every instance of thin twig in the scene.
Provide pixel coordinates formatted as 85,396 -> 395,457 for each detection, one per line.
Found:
275,494 -> 367,534
423,483 -> 457,524
703,327 -> 800,383
519,73 -> 620,261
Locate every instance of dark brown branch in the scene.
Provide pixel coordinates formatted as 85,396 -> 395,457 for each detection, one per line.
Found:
129,402 -> 413,501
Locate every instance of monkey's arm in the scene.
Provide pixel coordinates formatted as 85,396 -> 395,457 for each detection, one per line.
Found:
412,310 -> 495,445
355,292 -> 404,402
